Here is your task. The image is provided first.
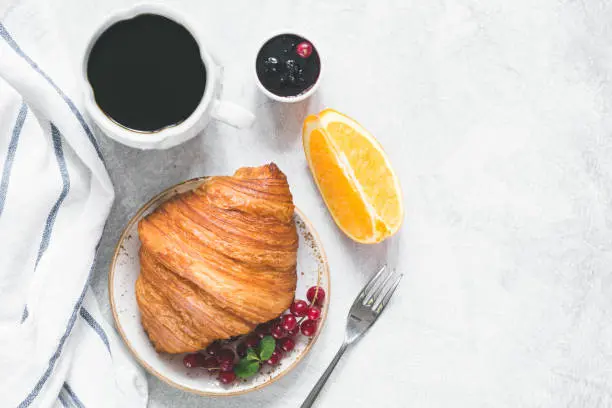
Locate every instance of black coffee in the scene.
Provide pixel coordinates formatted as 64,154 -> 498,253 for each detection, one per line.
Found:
87,14 -> 206,132
256,34 -> 321,97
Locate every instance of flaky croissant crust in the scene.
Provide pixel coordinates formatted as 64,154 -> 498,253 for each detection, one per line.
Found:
136,163 -> 298,353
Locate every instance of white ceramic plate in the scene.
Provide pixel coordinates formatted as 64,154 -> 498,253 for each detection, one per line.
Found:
109,178 -> 330,396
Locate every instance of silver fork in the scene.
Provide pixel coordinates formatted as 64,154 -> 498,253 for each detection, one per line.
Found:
300,265 -> 403,408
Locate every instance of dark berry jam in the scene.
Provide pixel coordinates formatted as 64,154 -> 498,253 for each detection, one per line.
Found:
256,34 -> 321,98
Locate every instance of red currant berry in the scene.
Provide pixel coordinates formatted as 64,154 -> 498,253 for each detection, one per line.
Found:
307,286 -> 325,306
281,314 -> 298,331
271,324 -> 286,339
307,306 -> 321,321
290,299 -> 309,317
217,348 -> 235,365
255,322 -> 272,337
279,337 -> 295,353
183,353 -> 205,368
301,319 -> 318,337
286,326 -> 299,337
203,356 -> 218,370
244,334 -> 260,349
266,350 -> 282,366
206,342 -> 222,356
219,360 -> 234,372
236,342 -> 248,358
296,41 -> 313,58
218,371 -> 236,385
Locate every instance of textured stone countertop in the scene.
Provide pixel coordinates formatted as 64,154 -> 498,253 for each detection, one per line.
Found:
53,0 -> 612,406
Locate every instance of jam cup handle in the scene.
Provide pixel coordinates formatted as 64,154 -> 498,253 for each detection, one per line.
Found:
212,100 -> 255,129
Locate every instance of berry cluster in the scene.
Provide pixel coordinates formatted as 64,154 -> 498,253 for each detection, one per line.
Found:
182,285 -> 325,385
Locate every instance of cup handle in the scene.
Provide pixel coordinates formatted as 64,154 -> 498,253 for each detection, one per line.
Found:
212,100 -> 255,129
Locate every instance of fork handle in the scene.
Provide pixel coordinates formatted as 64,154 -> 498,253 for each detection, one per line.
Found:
300,342 -> 349,408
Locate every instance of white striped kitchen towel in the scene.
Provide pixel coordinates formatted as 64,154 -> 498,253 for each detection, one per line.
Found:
0,1 -> 148,407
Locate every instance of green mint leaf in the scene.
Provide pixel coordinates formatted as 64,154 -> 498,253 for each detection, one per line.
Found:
258,335 -> 276,361
234,359 -> 260,379
246,348 -> 259,361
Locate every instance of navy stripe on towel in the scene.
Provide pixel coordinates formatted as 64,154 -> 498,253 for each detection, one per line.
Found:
0,23 -> 104,161
80,307 -> 111,353
16,125 -> 80,407
0,101 -> 27,217
17,256 -> 98,408
57,393 -> 69,408
64,383 -> 85,408
63,384 -> 85,408
34,124 -> 70,269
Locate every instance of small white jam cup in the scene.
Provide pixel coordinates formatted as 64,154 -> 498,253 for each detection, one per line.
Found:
82,4 -> 255,150
254,31 -> 323,103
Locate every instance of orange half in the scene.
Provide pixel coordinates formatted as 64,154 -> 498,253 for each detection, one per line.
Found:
303,109 -> 403,243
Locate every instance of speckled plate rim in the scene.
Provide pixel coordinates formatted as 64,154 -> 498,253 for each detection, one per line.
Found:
108,177 -> 330,397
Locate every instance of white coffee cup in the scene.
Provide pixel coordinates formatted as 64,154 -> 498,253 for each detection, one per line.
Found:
81,4 -> 255,150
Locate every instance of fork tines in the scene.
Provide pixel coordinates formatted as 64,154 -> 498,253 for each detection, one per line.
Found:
354,265 -> 403,314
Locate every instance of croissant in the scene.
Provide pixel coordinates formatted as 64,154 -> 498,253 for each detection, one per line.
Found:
136,163 -> 298,353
